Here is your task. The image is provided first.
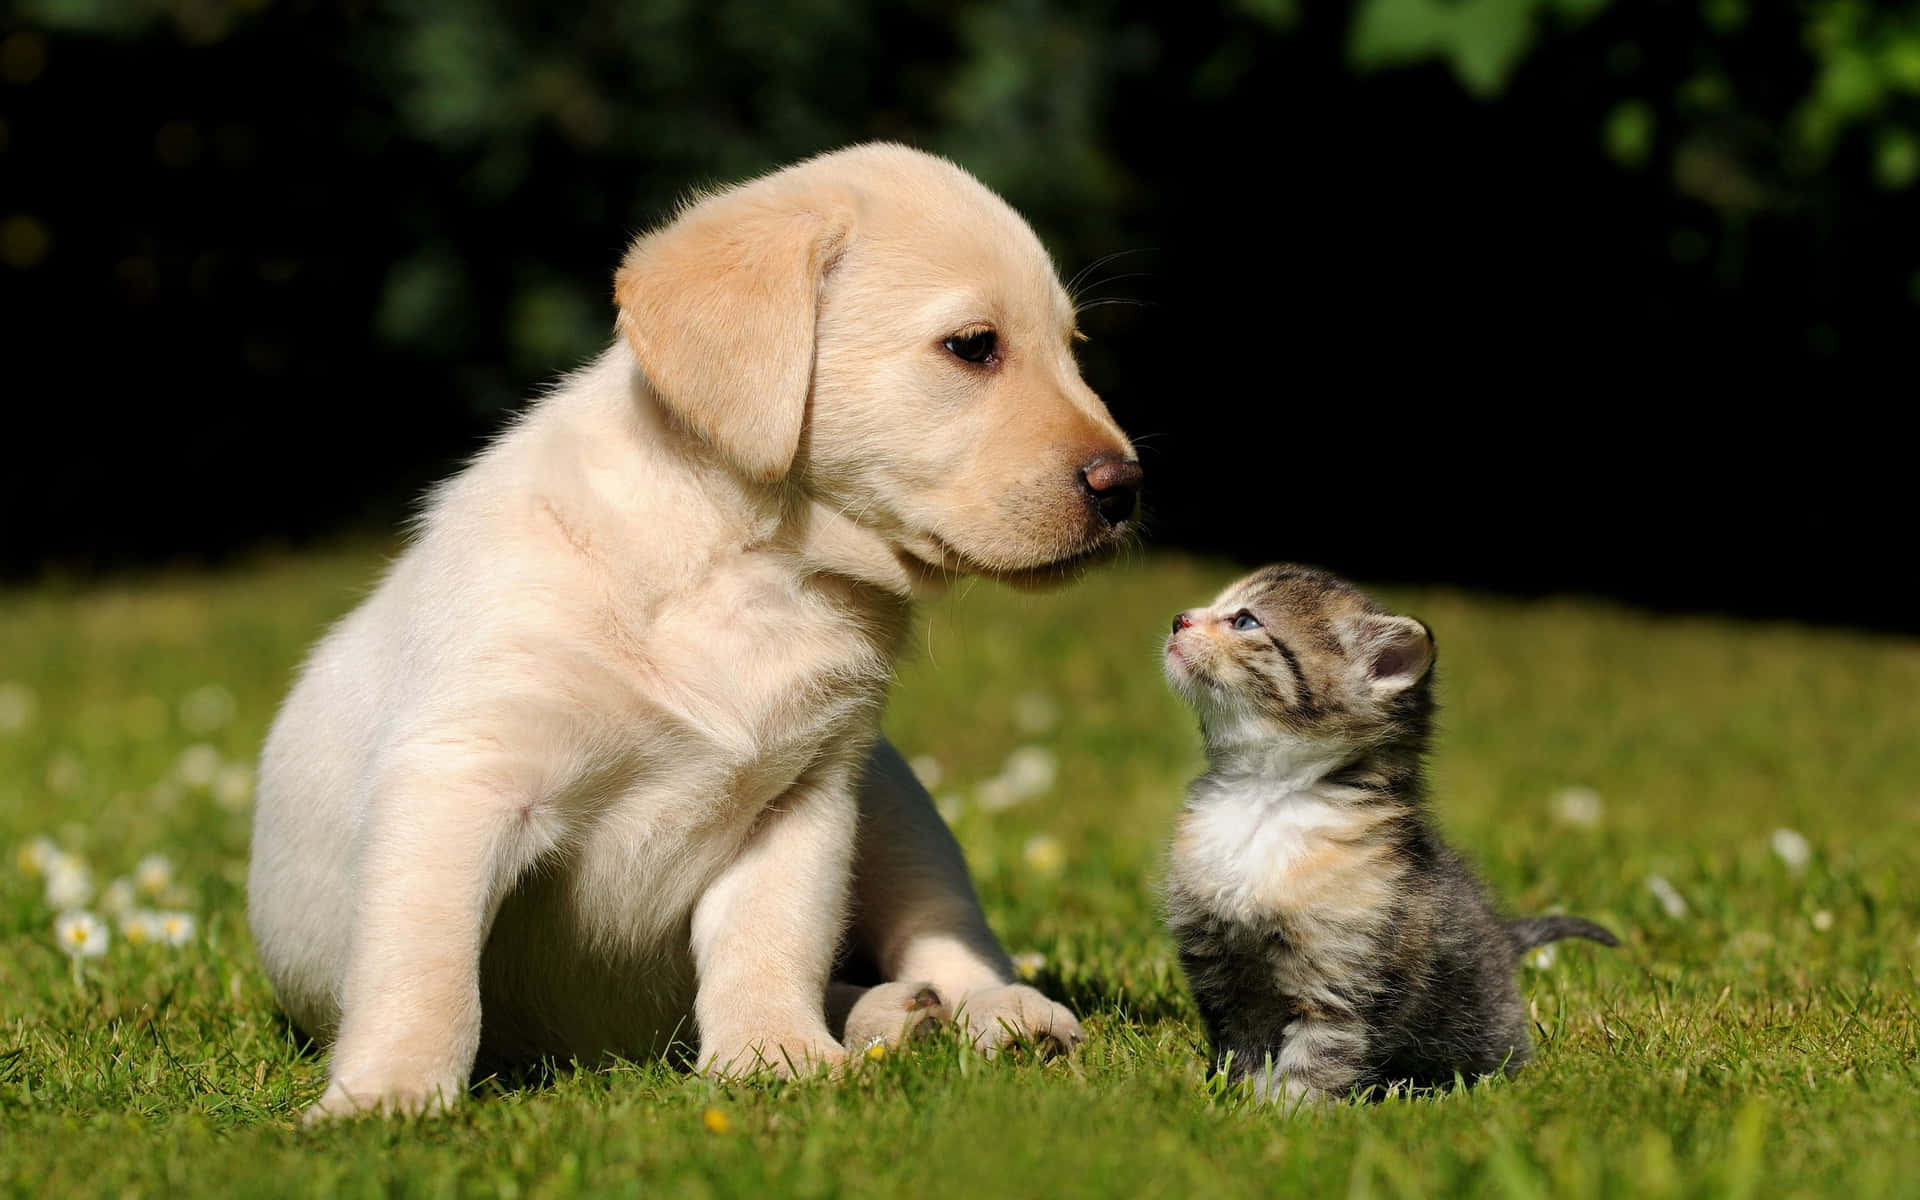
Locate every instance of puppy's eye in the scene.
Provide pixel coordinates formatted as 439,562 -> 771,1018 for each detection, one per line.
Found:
944,328 -> 998,365
1231,610 -> 1261,631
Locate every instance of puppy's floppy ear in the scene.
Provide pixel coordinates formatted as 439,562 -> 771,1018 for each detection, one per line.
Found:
614,182 -> 853,483
1354,614 -> 1434,695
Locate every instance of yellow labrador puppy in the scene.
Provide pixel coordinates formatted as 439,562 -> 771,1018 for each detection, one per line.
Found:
249,143 -> 1140,1121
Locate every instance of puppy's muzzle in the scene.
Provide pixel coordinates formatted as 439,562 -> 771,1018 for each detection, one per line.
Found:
1079,455 -> 1142,527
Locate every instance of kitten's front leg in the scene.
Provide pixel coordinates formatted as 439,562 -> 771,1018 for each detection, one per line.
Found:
691,756 -> 860,1078
1241,1011 -> 1370,1106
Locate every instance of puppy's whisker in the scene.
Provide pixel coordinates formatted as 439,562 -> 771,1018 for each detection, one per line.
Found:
1065,247 -> 1156,300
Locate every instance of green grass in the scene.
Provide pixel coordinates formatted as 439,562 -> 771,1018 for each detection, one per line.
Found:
2,544 -> 1917,1197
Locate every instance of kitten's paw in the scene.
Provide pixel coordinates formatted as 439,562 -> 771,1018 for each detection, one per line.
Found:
698,1031 -> 848,1080
1246,1067 -> 1336,1109
950,983 -> 1083,1058
840,981 -> 950,1056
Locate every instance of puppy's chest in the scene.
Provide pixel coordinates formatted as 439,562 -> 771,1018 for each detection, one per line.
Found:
605,566 -> 898,792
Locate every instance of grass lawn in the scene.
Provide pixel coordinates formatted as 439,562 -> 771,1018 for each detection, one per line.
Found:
2,544 -> 1917,1197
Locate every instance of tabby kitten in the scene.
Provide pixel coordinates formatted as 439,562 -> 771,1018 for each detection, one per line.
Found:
1162,564 -> 1616,1103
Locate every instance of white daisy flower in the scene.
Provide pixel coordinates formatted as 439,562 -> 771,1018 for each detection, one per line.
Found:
212,763 -> 254,811
0,681 -> 36,733
1012,690 -> 1060,736
16,835 -> 60,877
1645,874 -> 1688,918
1022,833 -> 1066,878
1811,910 -> 1834,933
907,754 -> 943,791
1525,944 -> 1558,970
1551,787 -> 1603,828
134,854 -> 174,896
100,877 -> 137,915
975,775 -> 1021,812
155,911 -> 197,947
175,743 -> 222,788
45,857 -> 93,909
1001,745 -> 1058,800
1011,950 -> 1046,981
178,684 -> 236,734
120,909 -> 162,945
54,911 -> 109,958
1770,828 -> 1811,872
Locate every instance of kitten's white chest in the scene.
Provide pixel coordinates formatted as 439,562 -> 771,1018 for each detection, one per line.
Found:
1168,786 -> 1356,926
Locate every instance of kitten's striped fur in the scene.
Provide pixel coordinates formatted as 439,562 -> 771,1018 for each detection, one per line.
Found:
1162,564 -> 1615,1102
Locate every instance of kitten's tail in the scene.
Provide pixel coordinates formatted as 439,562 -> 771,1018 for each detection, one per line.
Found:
1506,915 -> 1619,955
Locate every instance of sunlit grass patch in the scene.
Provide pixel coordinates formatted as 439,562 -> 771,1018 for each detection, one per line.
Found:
1,543 -> 1916,1196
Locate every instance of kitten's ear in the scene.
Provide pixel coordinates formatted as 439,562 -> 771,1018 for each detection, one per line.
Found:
1356,615 -> 1434,695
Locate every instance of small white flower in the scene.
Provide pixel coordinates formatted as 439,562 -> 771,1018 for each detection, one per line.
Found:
1012,691 -> 1060,736
1011,950 -> 1046,981
1770,828 -> 1811,872
155,911 -> 197,947
100,877 -> 137,915
1525,944 -> 1558,970
1645,874 -> 1688,918
54,911 -> 109,959
45,753 -> 85,795
178,684 -> 236,734
1022,833 -> 1066,878
934,793 -> 966,824
120,909 -> 162,945
212,763 -> 254,811
16,835 -> 60,877
975,775 -> 1021,812
0,681 -> 36,733
1001,745 -> 1058,800
176,743 -> 222,788
134,854 -> 174,896
45,858 -> 93,908
1811,910 -> 1834,933
1552,787 -> 1604,829
908,754 -> 944,791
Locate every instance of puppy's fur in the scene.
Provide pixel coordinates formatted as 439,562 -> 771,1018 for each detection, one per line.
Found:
248,144 -> 1138,1120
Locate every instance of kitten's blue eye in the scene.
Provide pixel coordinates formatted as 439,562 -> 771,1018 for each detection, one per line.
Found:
1231,610 -> 1261,631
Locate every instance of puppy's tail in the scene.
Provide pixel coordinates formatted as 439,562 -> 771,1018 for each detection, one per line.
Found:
1506,914 -> 1618,956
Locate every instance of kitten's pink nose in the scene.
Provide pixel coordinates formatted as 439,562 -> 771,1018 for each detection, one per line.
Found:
1171,611 -> 1194,633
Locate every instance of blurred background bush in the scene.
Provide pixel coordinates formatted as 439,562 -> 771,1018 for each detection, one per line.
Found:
2,0 -> 1912,627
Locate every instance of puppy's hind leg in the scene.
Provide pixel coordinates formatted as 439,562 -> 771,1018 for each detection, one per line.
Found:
306,747 -> 560,1123
829,980 -> 950,1056
847,740 -> 1084,1057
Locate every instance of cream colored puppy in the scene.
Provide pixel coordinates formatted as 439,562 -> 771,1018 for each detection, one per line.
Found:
248,143 -> 1141,1121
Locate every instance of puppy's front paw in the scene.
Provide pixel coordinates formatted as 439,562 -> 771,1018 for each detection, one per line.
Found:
302,1072 -> 463,1126
839,980 -> 949,1055
950,983 -> 1084,1058
699,1031 -> 848,1080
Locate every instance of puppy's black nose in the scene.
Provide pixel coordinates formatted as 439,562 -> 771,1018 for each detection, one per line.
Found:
1079,455 -> 1142,526
1172,611 -> 1193,633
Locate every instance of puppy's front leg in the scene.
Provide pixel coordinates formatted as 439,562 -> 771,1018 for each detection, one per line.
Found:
847,740 -> 1083,1056
307,751 -> 552,1123
692,759 -> 858,1078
